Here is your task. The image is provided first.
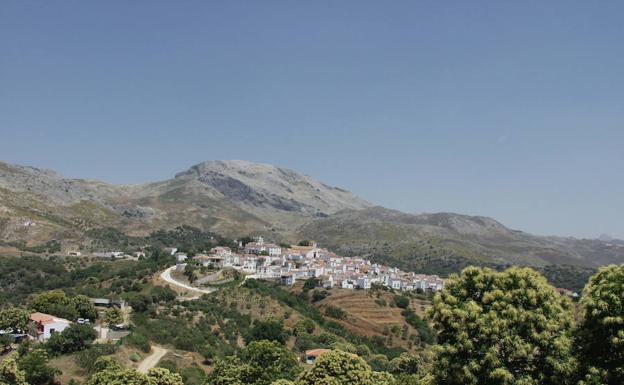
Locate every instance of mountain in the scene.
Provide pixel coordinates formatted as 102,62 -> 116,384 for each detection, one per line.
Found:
298,206 -> 624,274
0,160 -> 370,246
1,159 -> 623,273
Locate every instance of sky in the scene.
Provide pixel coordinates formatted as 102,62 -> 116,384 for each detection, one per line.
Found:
1,1 -> 623,239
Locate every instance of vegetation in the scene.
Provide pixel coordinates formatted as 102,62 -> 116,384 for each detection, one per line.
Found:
209,340 -> 301,385
17,349 -> 59,385
0,241 -> 622,385
0,357 -> 29,385
0,307 -> 30,332
31,290 -> 97,321
46,324 -> 97,355
429,266 -> 576,385
84,357 -> 183,385
576,264 -> 624,385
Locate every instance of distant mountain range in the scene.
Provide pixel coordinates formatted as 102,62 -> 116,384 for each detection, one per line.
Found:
1,160 -> 623,274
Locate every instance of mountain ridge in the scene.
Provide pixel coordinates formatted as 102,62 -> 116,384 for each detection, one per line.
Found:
1,159 -> 622,271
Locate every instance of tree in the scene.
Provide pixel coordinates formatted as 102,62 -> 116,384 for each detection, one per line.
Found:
18,349 -> 59,385
297,350 -> 377,385
210,356 -> 250,385
124,292 -> 152,313
429,266 -> 576,385
150,286 -> 177,303
184,264 -> 196,283
393,295 -> 410,309
31,290 -> 77,320
210,340 -> 301,385
0,307 -> 30,332
577,264 -> 624,385
246,319 -> 288,344
46,323 -> 97,354
71,295 -> 98,320
103,307 -> 124,326
390,353 -> 422,375
0,357 -> 29,385
86,356 -> 183,385
240,340 -> 302,385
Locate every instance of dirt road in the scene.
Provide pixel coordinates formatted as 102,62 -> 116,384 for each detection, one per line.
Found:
137,345 -> 168,374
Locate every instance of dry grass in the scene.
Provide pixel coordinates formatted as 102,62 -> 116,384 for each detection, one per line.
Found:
49,353 -> 87,385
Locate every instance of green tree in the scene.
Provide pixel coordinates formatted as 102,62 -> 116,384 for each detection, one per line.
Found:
85,356 -> 183,385
209,340 -> 301,385
0,357 -> 29,385
103,307 -> 124,326
240,340 -> 302,385
31,290 -> 77,320
393,295 -> 410,309
577,264 -> 624,385
210,356 -> 250,385
246,319 -> 288,344
18,349 -> 59,385
390,353 -> 422,375
297,350 -> 377,385
429,266 -> 576,385
71,295 -> 98,320
184,264 -> 196,283
0,307 -> 30,332
46,323 -> 97,354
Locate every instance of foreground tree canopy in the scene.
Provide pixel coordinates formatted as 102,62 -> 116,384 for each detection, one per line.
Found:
430,266 -> 576,385
0,357 -> 28,385
0,307 -> 30,332
85,357 -> 183,385
577,264 -> 624,385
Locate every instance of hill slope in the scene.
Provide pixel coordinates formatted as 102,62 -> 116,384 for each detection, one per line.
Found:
298,207 -> 624,271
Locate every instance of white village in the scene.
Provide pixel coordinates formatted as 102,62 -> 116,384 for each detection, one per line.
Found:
174,236 -> 446,292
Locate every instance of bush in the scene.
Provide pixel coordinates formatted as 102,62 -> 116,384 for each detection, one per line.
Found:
75,344 -> 117,373
123,332 -> 151,353
402,309 -> 435,345
245,319 -> 288,345
128,353 -> 141,362
393,295 -> 410,309
324,305 -> 346,320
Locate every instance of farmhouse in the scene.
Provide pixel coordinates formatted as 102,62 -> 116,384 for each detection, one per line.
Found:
29,312 -> 71,341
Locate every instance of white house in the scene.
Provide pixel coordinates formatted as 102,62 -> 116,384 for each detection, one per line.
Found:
356,276 -> 371,289
29,312 -> 71,341
281,274 -> 296,286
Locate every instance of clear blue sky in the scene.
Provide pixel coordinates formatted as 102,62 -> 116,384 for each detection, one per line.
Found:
1,1 -> 623,239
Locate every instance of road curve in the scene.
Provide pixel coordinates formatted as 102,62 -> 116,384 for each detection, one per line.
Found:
160,266 -> 216,295
137,345 -> 168,373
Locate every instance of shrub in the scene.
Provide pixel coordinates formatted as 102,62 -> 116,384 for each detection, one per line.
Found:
123,332 -> 151,353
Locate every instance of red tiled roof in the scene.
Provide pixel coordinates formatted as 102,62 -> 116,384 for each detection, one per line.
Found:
305,349 -> 331,357
30,312 -> 70,325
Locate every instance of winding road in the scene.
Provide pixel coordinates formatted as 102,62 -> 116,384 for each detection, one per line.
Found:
160,266 -> 216,295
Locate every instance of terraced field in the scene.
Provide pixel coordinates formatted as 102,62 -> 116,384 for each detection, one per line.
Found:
315,289 -> 431,350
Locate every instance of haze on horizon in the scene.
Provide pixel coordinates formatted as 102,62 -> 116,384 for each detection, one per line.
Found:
1,1 -> 623,240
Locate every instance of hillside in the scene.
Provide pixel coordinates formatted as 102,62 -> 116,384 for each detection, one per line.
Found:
298,207 -> 624,273
1,160 -> 623,273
